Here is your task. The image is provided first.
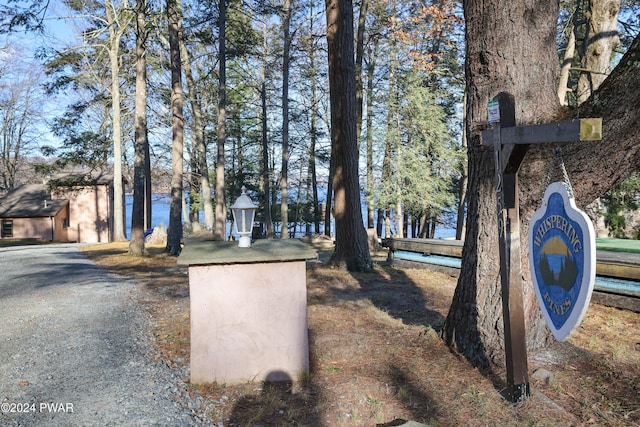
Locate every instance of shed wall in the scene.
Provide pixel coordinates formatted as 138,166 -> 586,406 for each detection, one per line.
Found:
0,211 -> 69,242
53,185 -> 112,243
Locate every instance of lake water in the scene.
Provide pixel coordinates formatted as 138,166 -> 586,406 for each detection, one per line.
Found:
125,194 -> 457,240
125,194 -> 173,237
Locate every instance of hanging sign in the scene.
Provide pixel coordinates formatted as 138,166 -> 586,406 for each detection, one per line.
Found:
488,99 -> 500,124
528,182 -> 596,342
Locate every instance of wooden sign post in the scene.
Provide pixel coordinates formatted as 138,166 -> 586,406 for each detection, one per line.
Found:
481,92 -> 602,403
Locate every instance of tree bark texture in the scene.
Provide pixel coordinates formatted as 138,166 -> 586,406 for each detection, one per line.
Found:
309,35 -> 321,234
180,34 -> 214,230
165,0 -> 184,255
365,39 -> 378,229
214,0 -> 227,241
260,81 -> 273,237
129,0 -> 148,256
355,0 -> 368,151
558,32 -> 640,206
576,0 -> 620,104
305,0 -> 321,235
521,14 -> 640,353
105,0 -> 126,242
325,0 -> 372,271
259,20 -> 274,238
446,0 -> 640,368
324,153 -> 334,237
281,0 -> 292,239
456,94 -> 468,240
442,0 -> 561,367
386,0 -> 399,239
557,22 -> 576,106
144,112 -> 152,231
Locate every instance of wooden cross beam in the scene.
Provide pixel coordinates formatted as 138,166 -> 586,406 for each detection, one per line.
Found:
479,92 -> 601,403
482,118 -> 603,147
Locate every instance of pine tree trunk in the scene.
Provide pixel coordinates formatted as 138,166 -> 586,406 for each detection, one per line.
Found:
259,19 -> 273,238
281,0 -> 292,239
556,33 -> 640,206
355,0 -> 368,152
309,53 -> 321,235
129,0 -> 148,256
259,80 -> 273,238
165,0 -> 184,255
322,102 -> 334,237
325,0 -> 372,271
324,149 -> 334,238
557,22 -> 576,106
144,124 -> 152,231
180,35 -> 213,230
455,96 -> 467,241
446,1 -> 640,370
188,155 -> 199,224
576,0 -> 620,104
442,0 -> 561,367
105,0 -> 126,242
365,39 -> 378,230
213,0 -> 227,241
376,207 -> 384,237
307,2 -> 321,235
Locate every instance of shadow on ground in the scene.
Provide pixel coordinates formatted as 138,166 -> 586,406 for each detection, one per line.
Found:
83,245 -> 190,299
310,260 -> 448,331
228,371 -> 323,426
302,258 -> 449,424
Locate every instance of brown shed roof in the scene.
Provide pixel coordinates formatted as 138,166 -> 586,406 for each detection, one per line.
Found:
0,184 -> 68,218
50,169 -> 115,187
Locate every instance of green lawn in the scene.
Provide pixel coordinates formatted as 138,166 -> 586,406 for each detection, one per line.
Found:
596,238 -> 640,253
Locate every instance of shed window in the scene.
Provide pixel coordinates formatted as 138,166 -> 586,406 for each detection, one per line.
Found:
1,220 -> 13,238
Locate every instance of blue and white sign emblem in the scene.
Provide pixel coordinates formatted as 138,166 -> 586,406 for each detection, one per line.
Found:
528,182 -> 596,342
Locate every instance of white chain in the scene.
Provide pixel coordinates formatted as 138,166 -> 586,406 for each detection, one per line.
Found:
545,146 -> 574,197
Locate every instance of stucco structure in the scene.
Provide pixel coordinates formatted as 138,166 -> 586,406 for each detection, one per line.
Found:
51,184 -> 113,243
0,184 -> 69,241
0,170 -> 121,243
178,239 -> 317,385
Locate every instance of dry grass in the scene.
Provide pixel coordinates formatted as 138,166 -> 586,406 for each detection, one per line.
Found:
82,242 -> 640,427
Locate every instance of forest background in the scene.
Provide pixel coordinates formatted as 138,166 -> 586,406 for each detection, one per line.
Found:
0,0 -> 463,247
1,0 -> 640,247
3,0 -> 640,377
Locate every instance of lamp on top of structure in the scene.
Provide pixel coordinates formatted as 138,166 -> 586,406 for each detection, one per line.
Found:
230,186 -> 258,248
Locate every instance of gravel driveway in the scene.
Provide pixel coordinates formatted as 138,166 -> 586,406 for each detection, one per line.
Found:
0,244 -> 212,426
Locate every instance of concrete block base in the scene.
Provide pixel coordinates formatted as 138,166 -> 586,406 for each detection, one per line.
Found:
188,260 -> 309,384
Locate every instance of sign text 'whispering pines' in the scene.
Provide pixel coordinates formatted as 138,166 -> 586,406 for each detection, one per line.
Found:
528,182 -> 596,341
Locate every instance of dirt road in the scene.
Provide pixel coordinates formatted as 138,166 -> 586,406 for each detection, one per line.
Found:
0,244 -> 208,426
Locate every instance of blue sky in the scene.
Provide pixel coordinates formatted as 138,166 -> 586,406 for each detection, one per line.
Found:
0,0 -> 81,152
